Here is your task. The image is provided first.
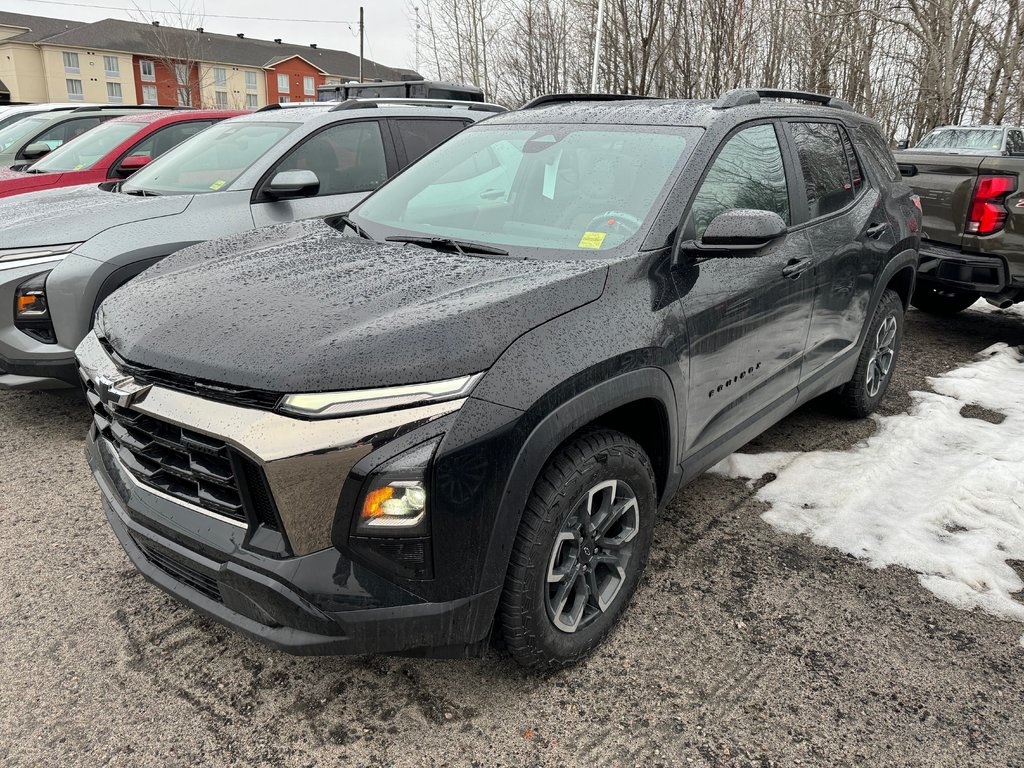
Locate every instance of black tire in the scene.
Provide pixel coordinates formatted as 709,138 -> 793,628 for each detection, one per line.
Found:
835,288 -> 905,418
499,429 -> 657,671
910,284 -> 979,315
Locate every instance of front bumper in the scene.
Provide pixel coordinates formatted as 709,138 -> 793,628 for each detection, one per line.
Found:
916,240 -> 1013,293
0,255 -> 76,390
78,332 -> 499,657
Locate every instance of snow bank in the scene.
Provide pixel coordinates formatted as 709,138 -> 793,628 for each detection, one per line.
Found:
967,298 -> 1024,318
711,344 -> 1024,630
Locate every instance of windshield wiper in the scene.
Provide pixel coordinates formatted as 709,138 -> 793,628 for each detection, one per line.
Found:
385,236 -> 520,260
334,213 -> 372,239
121,187 -> 160,197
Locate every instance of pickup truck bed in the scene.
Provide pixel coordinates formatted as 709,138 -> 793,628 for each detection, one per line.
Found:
894,150 -> 1024,312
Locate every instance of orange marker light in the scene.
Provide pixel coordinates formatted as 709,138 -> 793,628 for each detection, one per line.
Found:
361,486 -> 395,519
16,295 -> 40,313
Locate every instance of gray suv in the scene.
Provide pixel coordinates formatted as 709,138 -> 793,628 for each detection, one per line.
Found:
0,99 -> 502,389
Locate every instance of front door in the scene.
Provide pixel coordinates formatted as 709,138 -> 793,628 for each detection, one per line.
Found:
676,122 -> 815,455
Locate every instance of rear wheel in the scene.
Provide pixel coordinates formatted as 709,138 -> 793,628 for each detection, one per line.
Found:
835,289 -> 905,418
910,284 -> 979,315
499,429 -> 657,670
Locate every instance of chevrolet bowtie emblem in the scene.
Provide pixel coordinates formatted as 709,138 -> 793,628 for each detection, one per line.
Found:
95,374 -> 152,408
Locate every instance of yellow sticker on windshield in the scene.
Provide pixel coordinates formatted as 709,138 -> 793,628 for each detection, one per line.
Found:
578,231 -> 607,249
209,180 -> 226,190
73,163 -> 86,171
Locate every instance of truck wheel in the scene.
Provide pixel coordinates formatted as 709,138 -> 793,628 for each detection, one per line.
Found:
500,429 -> 657,671
910,284 -> 979,315
835,289 -> 905,418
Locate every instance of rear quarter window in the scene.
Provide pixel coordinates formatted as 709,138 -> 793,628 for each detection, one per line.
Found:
856,124 -> 901,182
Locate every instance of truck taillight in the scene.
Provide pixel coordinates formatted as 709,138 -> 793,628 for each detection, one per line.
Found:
966,175 -> 1015,236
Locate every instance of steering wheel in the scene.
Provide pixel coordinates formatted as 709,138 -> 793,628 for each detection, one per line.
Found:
584,210 -> 644,234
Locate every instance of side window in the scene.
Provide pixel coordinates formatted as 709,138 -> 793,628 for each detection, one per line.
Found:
273,120 -> 387,196
31,117 -> 104,152
690,123 -> 790,239
393,119 -> 469,164
839,127 -> 864,192
120,121 -> 213,166
856,125 -> 901,181
1007,130 -> 1024,155
790,122 -> 856,218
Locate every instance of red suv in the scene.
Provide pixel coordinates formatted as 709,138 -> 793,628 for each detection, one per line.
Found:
0,109 -> 245,198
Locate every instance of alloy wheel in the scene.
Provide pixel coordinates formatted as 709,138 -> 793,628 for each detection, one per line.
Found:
865,314 -> 898,398
545,479 -> 640,633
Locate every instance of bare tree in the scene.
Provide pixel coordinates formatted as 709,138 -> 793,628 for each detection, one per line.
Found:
130,1 -> 213,107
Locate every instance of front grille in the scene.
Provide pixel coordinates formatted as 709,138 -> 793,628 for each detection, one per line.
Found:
83,370 -> 247,525
99,338 -> 282,411
133,535 -> 222,602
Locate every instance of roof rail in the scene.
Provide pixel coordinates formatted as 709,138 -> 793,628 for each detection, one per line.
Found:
329,98 -> 506,113
256,102 -> 336,112
713,88 -> 853,111
522,93 -> 657,109
70,104 -> 182,112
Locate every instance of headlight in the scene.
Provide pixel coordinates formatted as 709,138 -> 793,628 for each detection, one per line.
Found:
279,372 -> 483,419
0,243 -> 82,265
356,439 -> 437,535
14,271 -> 56,344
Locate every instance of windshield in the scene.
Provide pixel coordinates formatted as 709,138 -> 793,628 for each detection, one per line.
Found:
915,128 -> 1003,152
0,116 -> 48,153
351,124 -> 696,258
0,111 -> 40,133
122,121 -> 296,195
30,120 -> 143,173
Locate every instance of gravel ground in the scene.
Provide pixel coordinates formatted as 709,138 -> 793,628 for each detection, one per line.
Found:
2,307 -> 1024,768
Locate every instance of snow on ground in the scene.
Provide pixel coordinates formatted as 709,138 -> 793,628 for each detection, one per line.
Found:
967,298 -> 1024,318
711,343 -> 1024,634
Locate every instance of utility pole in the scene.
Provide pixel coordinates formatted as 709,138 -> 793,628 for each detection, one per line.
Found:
590,0 -> 605,92
414,6 -> 420,73
359,6 -> 364,83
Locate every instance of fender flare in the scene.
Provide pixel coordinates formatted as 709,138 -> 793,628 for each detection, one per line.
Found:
477,366 -> 681,593
857,248 -> 918,349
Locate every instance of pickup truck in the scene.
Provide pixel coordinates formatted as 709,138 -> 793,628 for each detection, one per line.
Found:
895,127 -> 1024,313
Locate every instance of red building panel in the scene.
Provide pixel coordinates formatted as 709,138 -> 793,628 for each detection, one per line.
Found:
132,55 -> 201,107
265,55 -> 327,104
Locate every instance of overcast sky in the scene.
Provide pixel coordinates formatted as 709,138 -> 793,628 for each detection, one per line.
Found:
6,0 -> 420,73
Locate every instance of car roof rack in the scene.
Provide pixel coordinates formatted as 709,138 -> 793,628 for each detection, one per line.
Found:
521,93 -> 657,109
256,102 -> 336,112
329,98 -> 506,113
69,104 -> 182,112
713,88 -> 853,111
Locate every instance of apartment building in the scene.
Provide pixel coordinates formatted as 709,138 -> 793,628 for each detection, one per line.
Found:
0,11 -> 415,109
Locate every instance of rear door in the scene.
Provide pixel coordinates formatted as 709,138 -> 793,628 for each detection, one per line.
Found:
784,120 -> 895,377
250,118 -> 397,226
678,121 -> 815,454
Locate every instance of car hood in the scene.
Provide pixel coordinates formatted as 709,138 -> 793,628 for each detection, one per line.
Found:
0,184 -> 193,248
98,219 -> 608,393
0,167 -> 62,197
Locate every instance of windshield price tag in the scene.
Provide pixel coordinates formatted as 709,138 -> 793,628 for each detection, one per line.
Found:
578,231 -> 607,249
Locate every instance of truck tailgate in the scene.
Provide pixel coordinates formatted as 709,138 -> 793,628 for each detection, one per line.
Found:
895,151 -> 986,247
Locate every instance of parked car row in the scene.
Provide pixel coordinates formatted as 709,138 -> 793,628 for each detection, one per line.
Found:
6,89 -> 924,668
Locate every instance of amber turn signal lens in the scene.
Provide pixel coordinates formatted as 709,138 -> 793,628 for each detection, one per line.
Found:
17,295 -> 41,313
361,486 -> 395,519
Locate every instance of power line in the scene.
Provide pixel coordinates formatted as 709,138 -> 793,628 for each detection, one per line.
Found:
12,0 -> 357,24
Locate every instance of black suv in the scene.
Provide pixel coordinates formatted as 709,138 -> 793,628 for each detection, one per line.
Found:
78,89 -> 921,669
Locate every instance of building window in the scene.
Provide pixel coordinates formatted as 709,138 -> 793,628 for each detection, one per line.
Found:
106,82 -> 123,103
303,76 -> 315,96
63,51 -> 80,73
213,67 -> 227,88
277,73 -> 289,92
140,59 -> 155,82
142,85 -> 158,105
103,55 -> 119,77
246,93 -> 259,109
245,71 -> 257,90
215,91 -> 228,108
279,95 -> 290,103
304,98 -> 314,103
66,78 -> 83,100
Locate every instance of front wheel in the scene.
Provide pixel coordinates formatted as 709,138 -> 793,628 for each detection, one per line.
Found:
499,429 -> 657,670
910,284 -> 979,315
835,288 -> 905,418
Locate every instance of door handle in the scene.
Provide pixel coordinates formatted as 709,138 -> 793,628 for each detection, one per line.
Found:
865,222 -> 889,239
782,258 -> 812,279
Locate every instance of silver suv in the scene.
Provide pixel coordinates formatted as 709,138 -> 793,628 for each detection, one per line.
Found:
0,99 -> 502,389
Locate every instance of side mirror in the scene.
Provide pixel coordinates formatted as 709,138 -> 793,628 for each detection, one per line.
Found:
676,209 -> 787,264
895,138 -> 910,150
115,154 -> 151,177
265,169 -> 320,200
21,142 -> 52,160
